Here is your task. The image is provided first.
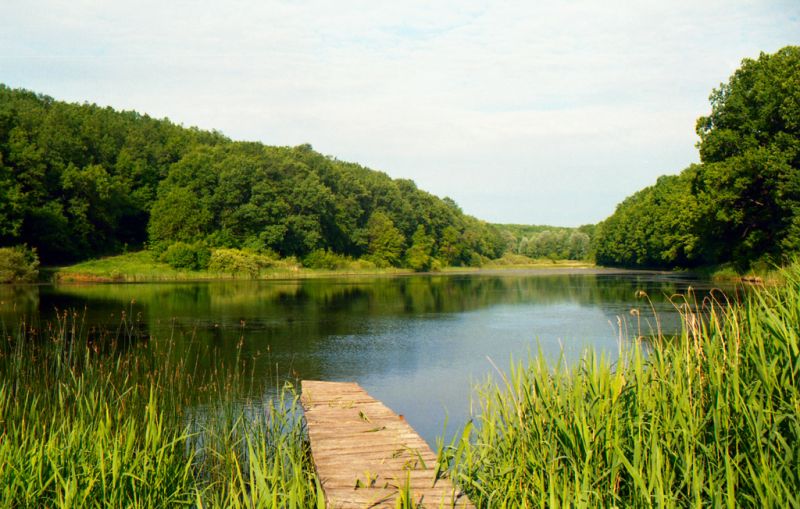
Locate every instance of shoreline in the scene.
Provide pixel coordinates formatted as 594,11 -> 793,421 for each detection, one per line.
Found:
43,264 -> 673,286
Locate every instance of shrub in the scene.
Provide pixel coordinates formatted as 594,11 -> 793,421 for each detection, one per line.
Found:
207,248 -> 273,277
489,253 -> 536,266
0,245 -> 40,283
160,242 -> 211,271
302,249 -> 355,270
467,252 -> 485,268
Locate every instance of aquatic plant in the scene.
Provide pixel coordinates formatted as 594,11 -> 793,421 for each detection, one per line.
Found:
0,310 -> 317,508
446,270 -> 799,507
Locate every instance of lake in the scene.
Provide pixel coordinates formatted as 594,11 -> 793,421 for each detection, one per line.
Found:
0,269 -> 731,445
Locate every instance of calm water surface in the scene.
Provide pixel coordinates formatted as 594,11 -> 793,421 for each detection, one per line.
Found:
0,270 -> 732,444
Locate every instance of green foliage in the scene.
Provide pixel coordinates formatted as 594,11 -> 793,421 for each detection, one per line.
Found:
405,226 -> 435,272
487,252 -> 537,265
449,267 -> 800,506
0,245 -> 39,283
595,46 -> 800,269
148,187 -> 212,244
0,85 -> 503,266
160,242 -> 211,271
595,172 -> 701,268
692,46 -> 800,267
302,249 -> 356,270
497,224 -> 595,261
207,248 -> 274,278
0,312 -> 317,506
0,86 -> 226,262
364,211 -> 405,267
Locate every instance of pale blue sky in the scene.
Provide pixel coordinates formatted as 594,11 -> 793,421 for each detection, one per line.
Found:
1,1 -> 798,225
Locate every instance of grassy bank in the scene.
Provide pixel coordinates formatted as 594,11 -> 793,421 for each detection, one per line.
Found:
694,263 -> 786,285
0,312 -> 319,507
5,263 -> 799,506
52,251 -> 410,283
51,250 -> 594,283
445,267 -> 800,507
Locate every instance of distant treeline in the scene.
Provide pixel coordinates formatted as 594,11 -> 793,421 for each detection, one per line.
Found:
495,224 -> 595,261
594,46 -> 800,270
0,86 -> 506,268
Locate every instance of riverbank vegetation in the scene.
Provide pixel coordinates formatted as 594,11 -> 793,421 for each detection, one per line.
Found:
0,312 -> 318,507
0,85 -> 505,271
51,248 -> 597,282
2,48 -> 797,279
3,262 -> 798,506
3,262 -> 799,507
0,83 -> 598,279
495,224 -> 595,262
0,245 -> 39,283
594,46 -> 800,271
447,266 -> 800,506
53,249 -> 413,282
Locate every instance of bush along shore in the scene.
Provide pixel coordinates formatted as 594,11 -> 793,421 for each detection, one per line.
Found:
1,267 -> 799,506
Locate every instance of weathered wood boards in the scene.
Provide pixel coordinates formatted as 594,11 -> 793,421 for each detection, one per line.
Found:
300,380 -> 474,509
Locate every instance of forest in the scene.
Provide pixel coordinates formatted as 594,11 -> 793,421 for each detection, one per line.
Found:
2,46 -> 797,276
594,46 -> 800,270
0,86 -> 510,271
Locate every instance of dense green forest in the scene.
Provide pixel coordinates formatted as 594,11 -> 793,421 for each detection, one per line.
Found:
4,45 -> 793,275
495,223 -> 595,261
594,46 -> 800,270
0,86 -> 506,269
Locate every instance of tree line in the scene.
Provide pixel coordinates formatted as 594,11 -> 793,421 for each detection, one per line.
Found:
0,86 -> 506,269
495,224 -> 595,261
594,46 -> 800,270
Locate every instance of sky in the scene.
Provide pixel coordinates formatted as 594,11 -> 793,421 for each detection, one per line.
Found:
1,1 -> 798,226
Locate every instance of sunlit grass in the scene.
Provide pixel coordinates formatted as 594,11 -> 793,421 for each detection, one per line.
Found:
53,250 -> 408,282
443,268 -> 800,507
6,265 -> 800,506
0,311 -> 318,508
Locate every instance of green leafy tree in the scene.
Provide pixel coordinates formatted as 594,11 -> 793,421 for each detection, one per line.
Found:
0,245 -> 39,283
365,211 -> 405,267
595,46 -> 799,269
148,187 -> 212,244
0,155 -> 24,239
594,173 -> 700,268
0,84 -> 506,265
693,46 -> 800,267
405,225 -> 435,271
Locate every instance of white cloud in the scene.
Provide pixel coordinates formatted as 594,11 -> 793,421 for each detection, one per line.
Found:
1,0 -> 798,224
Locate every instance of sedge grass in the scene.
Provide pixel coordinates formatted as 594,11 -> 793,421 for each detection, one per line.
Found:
444,268 -> 799,507
0,310 -> 317,508
4,268 -> 799,507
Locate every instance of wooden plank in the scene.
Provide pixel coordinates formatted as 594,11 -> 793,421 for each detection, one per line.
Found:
301,380 -> 474,509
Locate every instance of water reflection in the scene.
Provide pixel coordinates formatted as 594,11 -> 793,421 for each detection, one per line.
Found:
0,271 -> 733,444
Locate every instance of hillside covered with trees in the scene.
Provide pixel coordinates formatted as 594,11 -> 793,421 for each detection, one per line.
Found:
594,46 -> 800,270
0,86 -> 506,271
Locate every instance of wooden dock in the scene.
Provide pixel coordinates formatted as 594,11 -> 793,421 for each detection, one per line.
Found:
300,381 -> 474,508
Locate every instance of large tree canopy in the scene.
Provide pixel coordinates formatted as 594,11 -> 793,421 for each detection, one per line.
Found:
595,46 -> 800,269
0,85 -> 505,266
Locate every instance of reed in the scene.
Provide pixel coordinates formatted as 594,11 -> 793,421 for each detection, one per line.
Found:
4,268 -> 799,507
0,309 -> 318,508
444,269 -> 800,507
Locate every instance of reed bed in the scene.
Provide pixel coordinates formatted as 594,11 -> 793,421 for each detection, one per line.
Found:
3,269 -> 799,507
445,270 -> 800,507
0,310 -> 319,508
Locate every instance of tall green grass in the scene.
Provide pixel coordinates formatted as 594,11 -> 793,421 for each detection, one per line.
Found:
5,269 -> 799,507
0,310 -> 318,508
445,271 -> 799,507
